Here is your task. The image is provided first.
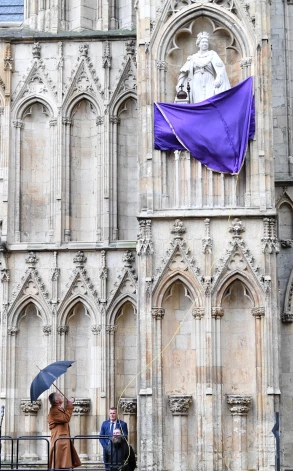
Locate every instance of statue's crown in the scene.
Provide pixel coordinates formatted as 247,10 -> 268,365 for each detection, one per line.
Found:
197,31 -> 209,40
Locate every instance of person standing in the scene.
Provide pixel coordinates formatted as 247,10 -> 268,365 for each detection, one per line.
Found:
48,392 -> 81,469
100,407 -> 128,466
105,429 -> 136,471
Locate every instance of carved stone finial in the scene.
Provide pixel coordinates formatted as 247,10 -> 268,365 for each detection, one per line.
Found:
20,399 -> 41,415
262,218 -> 280,254
229,218 -> 245,239
120,397 -> 137,414
152,307 -> 165,320
226,395 -> 252,416
260,275 -> 271,294
126,40 -> 136,56
168,395 -> 192,415
171,219 -> 186,237
102,41 -> 111,68
201,276 -> 212,297
202,218 -> 212,254
79,44 -> 89,57
137,220 -> 154,256
99,250 -> 108,281
4,44 -> 13,71
1,269 -> 10,282
73,251 -> 87,267
51,251 -> 60,281
72,398 -> 91,415
25,252 -> 38,268
122,250 -> 135,268
32,42 -> 41,59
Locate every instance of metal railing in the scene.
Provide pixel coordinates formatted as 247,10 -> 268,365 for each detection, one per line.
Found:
0,434 -> 122,471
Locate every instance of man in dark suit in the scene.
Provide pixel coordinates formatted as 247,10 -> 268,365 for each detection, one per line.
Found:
100,407 -> 128,466
105,429 -> 136,471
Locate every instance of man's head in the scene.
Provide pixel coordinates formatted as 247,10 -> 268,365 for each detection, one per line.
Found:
112,428 -> 123,445
49,392 -> 63,406
109,407 -> 118,421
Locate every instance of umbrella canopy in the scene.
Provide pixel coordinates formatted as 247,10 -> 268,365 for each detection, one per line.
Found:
30,360 -> 74,402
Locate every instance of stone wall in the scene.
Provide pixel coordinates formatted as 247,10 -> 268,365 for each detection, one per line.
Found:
0,0 -> 292,470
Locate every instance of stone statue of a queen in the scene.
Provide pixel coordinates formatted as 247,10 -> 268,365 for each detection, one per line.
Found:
176,31 -> 231,103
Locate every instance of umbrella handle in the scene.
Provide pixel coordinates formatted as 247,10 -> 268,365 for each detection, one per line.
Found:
52,383 -> 67,399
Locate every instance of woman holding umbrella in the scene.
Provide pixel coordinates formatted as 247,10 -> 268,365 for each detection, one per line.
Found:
48,392 -> 81,469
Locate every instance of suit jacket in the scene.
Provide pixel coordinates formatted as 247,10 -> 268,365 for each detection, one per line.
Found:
100,419 -> 128,449
105,439 -> 136,471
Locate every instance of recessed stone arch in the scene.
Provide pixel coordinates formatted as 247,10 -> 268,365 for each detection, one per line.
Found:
8,295 -> 50,329
113,300 -> 137,401
107,294 -> 137,325
14,95 -> 56,121
65,92 -> 102,119
65,96 -> 101,242
115,95 -> 138,241
153,270 -> 204,308
278,202 -> 293,240
58,295 -> 98,326
213,271 -> 264,308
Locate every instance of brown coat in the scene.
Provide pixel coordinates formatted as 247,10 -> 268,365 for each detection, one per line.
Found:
48,403 -> 81,469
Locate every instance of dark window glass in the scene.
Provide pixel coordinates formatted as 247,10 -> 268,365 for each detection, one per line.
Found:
0,0 -> 24,22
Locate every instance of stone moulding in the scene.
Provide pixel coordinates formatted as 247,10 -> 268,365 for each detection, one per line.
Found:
168,394 -> 192,415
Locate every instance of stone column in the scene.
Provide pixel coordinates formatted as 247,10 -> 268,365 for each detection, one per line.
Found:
151,307 -> 164,469
120,398 -> 137,452
20,399 -> 41,460
62,118 -> 72,242
226,395 -> 252,471
13,119 -> 23,242
73,398 -> 91,461
168,395 -> 192,471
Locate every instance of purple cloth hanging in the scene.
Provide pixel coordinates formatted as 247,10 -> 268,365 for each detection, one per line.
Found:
154,77 -> 255,174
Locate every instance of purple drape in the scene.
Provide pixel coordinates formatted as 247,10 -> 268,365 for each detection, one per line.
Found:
154,77 -> 255,174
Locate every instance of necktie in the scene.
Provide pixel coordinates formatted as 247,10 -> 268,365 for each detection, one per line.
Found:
110,422 -> 114,435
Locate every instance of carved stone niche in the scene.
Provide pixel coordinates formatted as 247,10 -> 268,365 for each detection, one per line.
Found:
168,394 -> 192,416
166,16 -> 242,103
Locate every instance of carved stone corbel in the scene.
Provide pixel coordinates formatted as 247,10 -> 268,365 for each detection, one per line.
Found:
168,395 -> 192,416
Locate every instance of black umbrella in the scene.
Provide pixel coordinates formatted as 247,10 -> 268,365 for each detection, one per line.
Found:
30,360 -> 75,402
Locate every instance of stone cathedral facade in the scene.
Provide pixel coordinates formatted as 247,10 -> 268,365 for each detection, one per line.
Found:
0,1 -> 293,471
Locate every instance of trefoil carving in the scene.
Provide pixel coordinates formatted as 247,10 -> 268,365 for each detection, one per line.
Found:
152,235 -> 200,295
